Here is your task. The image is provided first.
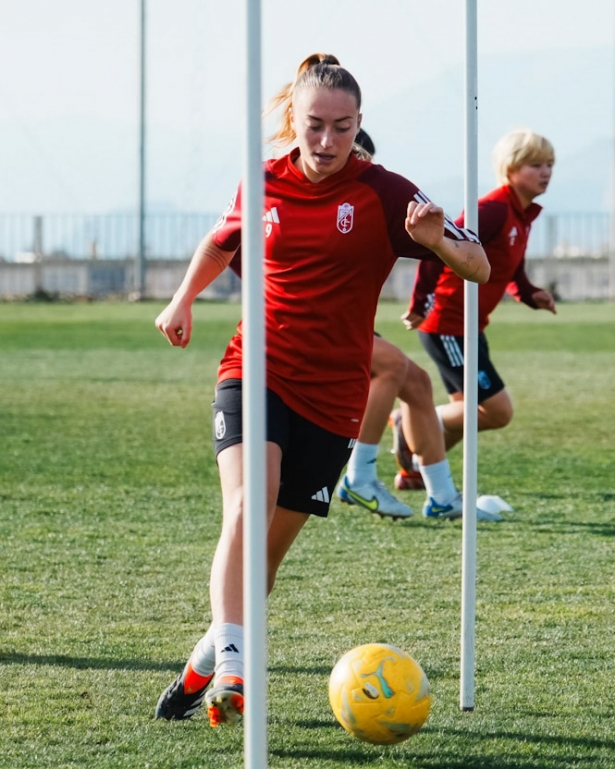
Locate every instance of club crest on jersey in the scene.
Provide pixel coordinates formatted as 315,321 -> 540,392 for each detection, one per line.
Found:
337,202 -> 354,234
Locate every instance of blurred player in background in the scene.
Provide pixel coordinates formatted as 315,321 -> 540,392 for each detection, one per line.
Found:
400,128 -> 556,456
337,129 -> 484,522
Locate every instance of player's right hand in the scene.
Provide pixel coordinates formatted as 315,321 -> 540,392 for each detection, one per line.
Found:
532,289 -> 557,314
155,300 -> 193,348
401,311 -> 425,330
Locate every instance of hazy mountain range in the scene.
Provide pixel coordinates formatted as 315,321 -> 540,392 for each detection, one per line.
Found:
0,45 -> 612,217
369,45 -> 613,216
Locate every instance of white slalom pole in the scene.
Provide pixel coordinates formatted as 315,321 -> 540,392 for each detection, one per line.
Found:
242,0 -> 267,765
460,0 -> 479,712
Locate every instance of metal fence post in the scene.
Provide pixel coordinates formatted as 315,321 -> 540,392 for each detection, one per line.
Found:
33,215 -> 44,293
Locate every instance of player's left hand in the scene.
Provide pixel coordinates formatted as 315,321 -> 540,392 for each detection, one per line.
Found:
405,201 -> 445,250
532,290 -> 557,314
401,311 -> 425,330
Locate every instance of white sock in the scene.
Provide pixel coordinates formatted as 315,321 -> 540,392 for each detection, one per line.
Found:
187,625 -> 216,677
420,459 -> 457,505
213,623 -> 244,680
347,442 -> 379,485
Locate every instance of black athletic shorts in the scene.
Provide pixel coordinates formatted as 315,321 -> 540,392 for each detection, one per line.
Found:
212,379 -> 355,517
418,330 -> 505,404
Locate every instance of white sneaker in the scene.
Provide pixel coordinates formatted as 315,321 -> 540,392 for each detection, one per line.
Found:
338,476 -> 413,520
422,492 -> 502,522
476,495 -> 514,515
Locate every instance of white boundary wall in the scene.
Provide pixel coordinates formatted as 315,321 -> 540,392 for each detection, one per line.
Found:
0,256 -> 610,302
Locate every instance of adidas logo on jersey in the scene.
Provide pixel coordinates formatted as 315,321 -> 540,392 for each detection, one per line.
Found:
311,487 -> 330,503
263,207 -> 280,238
263,207 -> 280,224
508,226 -> 518,245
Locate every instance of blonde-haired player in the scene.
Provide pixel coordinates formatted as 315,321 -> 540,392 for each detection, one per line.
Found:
399,128 -> 556,457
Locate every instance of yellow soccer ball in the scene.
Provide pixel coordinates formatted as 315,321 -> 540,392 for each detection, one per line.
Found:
328,643 -> 431,745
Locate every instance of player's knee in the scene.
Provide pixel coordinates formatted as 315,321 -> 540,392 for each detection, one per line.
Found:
484,401 -> 513,429
381,348 -> 409,389
413,365 -> 433,398
498,404 -> 513,428
371,337 -> 411,390
399,361 -> 433,405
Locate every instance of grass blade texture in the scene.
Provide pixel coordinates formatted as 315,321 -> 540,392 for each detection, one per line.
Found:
0,300 -> 613,769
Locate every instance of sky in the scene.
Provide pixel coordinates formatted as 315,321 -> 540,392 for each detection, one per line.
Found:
0,0 -> 613,215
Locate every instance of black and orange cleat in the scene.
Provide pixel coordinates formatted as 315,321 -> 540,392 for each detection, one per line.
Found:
206,676 -> 244,727
155,670 -> 213,720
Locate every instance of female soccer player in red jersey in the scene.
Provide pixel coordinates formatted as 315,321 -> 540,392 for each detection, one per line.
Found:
336,129 -> 481,522
402,129 -> 556,454
154,53 -> 490,727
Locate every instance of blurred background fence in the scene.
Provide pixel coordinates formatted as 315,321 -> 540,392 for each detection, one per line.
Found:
0,211 -> 612,300
0,212 -> 220,262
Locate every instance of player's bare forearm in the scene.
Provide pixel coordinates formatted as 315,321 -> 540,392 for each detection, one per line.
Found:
174,234 -> 236,304
432,239 -> 490,284
155,234 -> 236,347
405,201 -> 490,284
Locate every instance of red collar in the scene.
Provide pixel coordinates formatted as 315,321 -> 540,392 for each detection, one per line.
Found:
505,185 -> 542,224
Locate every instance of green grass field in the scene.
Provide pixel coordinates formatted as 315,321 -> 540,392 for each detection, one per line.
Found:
1,300 -> 614,769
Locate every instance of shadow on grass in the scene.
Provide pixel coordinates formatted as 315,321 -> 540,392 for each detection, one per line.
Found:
437,724 -> 615,752
295,718 -> 338,730
567,521 -> 615,537
271,746 -> 389,766
3,656 -> 459,685
270,664 -> 451,681
289,719 -> 615,752
268,722 -> 615,767
270,664 -> 332,676
533,521 -> 615,537
270,746 -> 594,768
0,652 -> 181,672
272,730 -> 613,768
